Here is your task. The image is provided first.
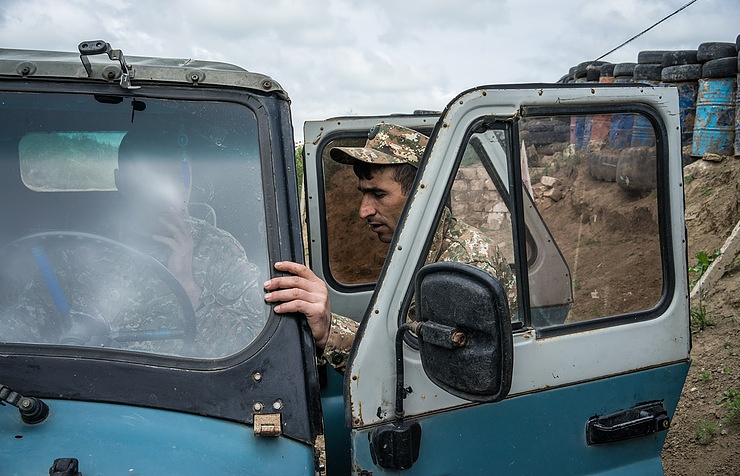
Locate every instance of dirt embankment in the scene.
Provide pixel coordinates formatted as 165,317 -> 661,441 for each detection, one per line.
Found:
661,156 -> 740,476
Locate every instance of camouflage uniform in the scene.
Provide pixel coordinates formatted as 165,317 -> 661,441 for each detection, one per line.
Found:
320,210 -> 517,370
0,218 -> 266,358
320,123 -> 516,371
330,122 -> 428,167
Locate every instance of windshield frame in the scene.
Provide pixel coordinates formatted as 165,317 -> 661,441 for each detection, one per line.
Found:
0,79 -> 319,442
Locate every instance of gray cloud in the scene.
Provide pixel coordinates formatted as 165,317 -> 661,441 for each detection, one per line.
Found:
0,0 -> 737,136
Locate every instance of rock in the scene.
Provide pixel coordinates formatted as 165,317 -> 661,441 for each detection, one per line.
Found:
544,187 -> 563,201
541,175 -> 559,187
702,153 -> 724,162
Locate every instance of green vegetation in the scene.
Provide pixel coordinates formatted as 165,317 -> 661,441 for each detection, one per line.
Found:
693,389 -> 740,445
695,419 -> 718,444
698,370 -> 711,381
689,249 -> 721,288
717,390 -> 740,424
690,295 -> 712,333
295,144 -> 304,193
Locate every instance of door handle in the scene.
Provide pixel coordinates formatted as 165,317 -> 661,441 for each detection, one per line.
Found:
586,401 -> 670,445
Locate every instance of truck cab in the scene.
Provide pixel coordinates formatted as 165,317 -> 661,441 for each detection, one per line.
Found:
0,42 -> 690,475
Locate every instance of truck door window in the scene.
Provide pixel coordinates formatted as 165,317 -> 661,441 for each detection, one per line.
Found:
519,111 -> 663,327
320,136 -> 389,286
428,130 -> 520,321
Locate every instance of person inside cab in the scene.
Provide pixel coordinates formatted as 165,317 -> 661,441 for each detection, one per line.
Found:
0,129 -> 265,357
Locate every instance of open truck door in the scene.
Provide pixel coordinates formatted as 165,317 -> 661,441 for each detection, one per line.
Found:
305,84 -> 690,474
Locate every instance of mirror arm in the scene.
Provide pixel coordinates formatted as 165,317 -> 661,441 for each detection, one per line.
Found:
395,321 -> 422,419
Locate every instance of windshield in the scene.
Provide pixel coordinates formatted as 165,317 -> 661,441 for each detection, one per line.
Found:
0,92 -> 270,359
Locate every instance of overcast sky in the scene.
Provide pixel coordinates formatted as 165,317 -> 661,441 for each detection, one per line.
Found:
1,0 -> 738,138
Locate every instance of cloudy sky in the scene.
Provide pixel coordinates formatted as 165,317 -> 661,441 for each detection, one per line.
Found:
1,0 -> 738,138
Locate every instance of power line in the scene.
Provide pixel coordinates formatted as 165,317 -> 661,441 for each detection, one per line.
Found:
594,0 -> 700,61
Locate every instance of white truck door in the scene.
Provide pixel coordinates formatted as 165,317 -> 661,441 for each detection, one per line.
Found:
345,85 -> 690,474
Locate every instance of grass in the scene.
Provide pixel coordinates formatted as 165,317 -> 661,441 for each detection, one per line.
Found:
695,419 -> 718,444
690,296 -> 713,334
689,249 -> 721,288
694,390 -> 740,445
717,390 -> 740,424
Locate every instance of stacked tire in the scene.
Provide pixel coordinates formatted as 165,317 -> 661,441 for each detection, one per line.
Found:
660,49 -> 701,155
691,41 -> 738,158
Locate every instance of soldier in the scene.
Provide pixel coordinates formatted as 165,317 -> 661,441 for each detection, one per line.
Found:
0,130 -> 265,357
264,124 -> 515,371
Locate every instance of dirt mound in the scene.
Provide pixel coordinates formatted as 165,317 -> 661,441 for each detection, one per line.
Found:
662,156 -> 740,476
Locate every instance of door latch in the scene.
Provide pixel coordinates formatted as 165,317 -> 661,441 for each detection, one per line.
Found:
587,401 -> 670,445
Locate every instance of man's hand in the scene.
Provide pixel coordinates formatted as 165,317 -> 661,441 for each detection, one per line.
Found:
152,207 -> 201,310
263,261 -> 332,348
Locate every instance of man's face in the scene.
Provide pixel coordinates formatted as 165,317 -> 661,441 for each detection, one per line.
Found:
114,159 -> 191,235
357,167 -> 408,243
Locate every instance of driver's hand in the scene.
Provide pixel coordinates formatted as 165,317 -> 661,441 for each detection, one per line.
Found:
263,261 -> 332,348
152,207 -> 201,310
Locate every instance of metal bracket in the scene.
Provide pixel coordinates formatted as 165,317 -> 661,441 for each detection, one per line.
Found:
78,40 -> 140,90
254,413 -> 282,437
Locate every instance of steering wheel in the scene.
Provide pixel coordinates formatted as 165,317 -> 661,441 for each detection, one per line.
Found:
1,231 -> 197,350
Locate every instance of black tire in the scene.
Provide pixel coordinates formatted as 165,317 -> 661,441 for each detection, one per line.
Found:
600,63 -> 615,77
613,62 -> 637,77
662,50 -> 698,67
661,64 -> 702,82
586,65 -> 601,82
587,151 -> 618,182
633,64 -> 663,81
736,34 -> 740,52
702,57 -> 738,78
696,42 -> 737,62
573,62 -> 589,79
616,148 -> 657,192
638,50 -> 670,64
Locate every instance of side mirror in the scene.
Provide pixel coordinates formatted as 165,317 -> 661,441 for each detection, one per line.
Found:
415,262 -> 513,402
369,262 -> 514,470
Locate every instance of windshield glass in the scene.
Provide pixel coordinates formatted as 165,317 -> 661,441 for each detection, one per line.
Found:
0,92 -> 270,359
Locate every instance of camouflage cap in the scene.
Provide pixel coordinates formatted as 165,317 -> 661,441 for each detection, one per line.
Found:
330,123 -> 428,168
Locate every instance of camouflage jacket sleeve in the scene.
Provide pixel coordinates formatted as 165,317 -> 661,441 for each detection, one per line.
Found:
427,208 -> 518,317
190,221 -> 267,356
319,312 -> 358,372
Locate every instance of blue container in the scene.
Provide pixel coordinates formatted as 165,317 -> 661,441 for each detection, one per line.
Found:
660,81 -> 698,147
736,73 -> 740,156
631,114 -> 655,147
631,80 -> 659,147
692,77 -> 737,157
610,114 -> 634,149
575,115 -> 592,150
673,82 -> 699,147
